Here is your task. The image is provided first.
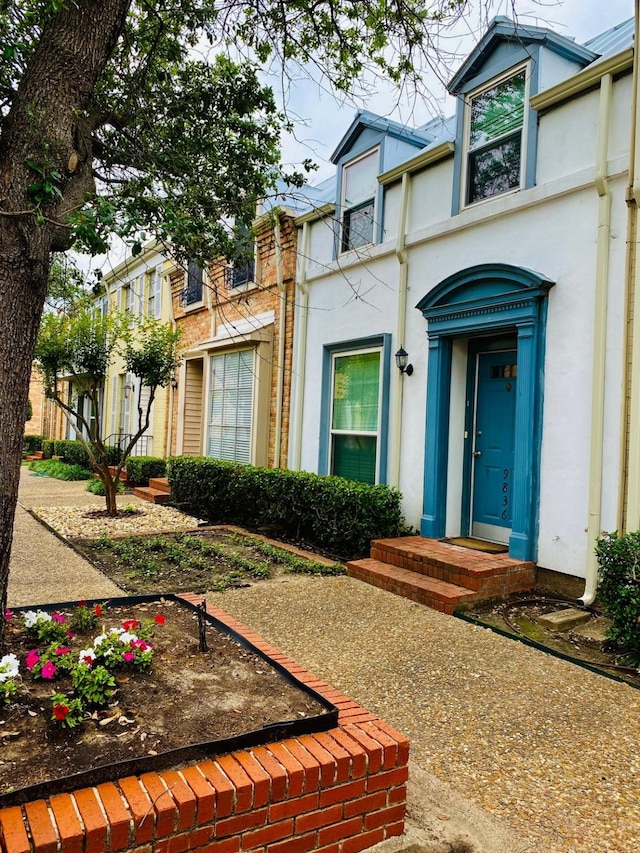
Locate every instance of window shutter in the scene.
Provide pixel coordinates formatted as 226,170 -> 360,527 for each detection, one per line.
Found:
154,271 -> 162,318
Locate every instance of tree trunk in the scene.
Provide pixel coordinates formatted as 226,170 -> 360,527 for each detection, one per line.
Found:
0,0 -> 132,648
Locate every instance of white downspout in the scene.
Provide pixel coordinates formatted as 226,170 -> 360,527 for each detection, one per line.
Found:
291,221 -> 310,470
389,173 -> 411,488
580,72 -> 613,605
273,215 -> 286,468
166,270 -> 178,458
622,3 -> 640,532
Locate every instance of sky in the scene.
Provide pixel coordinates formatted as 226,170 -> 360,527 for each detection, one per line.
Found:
85,0 -> 635,278
274,0 -> 636,182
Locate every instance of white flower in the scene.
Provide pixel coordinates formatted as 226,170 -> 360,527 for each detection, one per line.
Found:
78,648 -> 96,664
119,632 -> 138,645
0,654 -> 19,682
23,609 -> 51,629
93,633 -> 108,647
109,627 -> 124,636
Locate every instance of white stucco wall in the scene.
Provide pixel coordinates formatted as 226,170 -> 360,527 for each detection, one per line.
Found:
292,67 -> 631,580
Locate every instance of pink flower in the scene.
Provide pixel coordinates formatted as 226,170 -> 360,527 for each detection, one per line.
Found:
4,609 -> 12,620
132,639 -> 150,651
54,647 -> 71,656
51,613 -> 67,623
25,649 -> 40,671
122,651 -> 135,663
40,661 -> 57,680
66,630 -> 75,639
154,614 -> 165,625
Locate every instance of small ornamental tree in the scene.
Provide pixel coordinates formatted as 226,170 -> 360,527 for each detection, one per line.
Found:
35,304 -> 180,515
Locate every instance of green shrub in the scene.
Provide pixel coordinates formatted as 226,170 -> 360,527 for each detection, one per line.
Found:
596,530 -> 640,664
167,456 -> 405,558
27,459 -> 93,480
52,439 -> 121,468
125,456 -> 166,486
42,439 -> 55,459
85,477 -> 125,496
23,434 -> 44,453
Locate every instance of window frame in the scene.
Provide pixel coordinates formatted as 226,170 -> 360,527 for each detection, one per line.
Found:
339,147 -> 379,254
226,222 -> 258,292
319,334 -> 391,484
461,63 -> 530,209
206,348 -> 255,464
183,261 -> 204,307
329,347 -> 382,484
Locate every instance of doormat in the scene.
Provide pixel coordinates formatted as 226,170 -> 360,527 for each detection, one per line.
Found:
443,537 -> 508,554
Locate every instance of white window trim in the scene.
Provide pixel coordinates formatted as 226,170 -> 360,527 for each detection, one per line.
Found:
329,346 -> 383,482
340,147 -> 379,255
461,62 -> 530,211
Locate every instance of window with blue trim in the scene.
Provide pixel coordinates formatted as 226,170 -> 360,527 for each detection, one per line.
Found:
330,349 -> 381,484
464,66 -> 527,205
341,148 -> 379,252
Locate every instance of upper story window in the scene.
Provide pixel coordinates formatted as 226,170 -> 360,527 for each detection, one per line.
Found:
183,261 -> 204,305
146,268 -> 162,319
341,148 -> 378,253
226,222 -> 256,290
465,68 -> 526,205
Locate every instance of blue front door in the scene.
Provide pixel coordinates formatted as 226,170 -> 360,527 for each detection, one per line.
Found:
470,350 -> 517,543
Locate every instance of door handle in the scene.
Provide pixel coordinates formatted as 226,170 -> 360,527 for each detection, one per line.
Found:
473,450 -> 482,458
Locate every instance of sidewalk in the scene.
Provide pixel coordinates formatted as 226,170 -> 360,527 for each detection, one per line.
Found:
8,466 -> 640,852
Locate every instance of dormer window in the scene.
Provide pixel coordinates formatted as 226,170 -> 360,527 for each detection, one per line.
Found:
341,148 -> 378,252
465,67 -> 527,205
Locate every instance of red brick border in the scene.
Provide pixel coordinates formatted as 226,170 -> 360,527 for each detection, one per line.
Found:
0,596 -> 409,853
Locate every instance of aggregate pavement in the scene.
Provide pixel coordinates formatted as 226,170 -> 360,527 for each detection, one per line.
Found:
7,466 -> 639,852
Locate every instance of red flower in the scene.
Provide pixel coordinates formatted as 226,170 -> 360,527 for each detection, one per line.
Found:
54,647 -> 71,656
122,619 -> 138,631
154,614 -> 165,625
95,604 -> 103,617
78,600 -> 87,608
52,703 -> 70,721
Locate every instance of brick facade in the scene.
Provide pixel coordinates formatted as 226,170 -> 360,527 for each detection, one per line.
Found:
170,213 -> 298,469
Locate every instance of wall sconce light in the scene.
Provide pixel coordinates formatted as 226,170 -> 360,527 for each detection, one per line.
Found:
395,347 -> 413,376
123,381 -> 134,399
171,377 -> 178,391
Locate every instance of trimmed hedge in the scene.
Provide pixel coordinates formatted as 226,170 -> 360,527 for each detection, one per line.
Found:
23,434 -> 44,453
52,439 -> 121,468
125,456 -> 166,486
596,530 -> 640,664
42,439 -> 55,459
167,456 -> 405,558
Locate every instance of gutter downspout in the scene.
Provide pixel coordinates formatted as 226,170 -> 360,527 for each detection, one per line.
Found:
389,172 -> 411,488
166,268 -> 178,459
580,72 -> 613,605
291,221 -> 310,470
621,2 -> 640,534
273,215 -> 286,468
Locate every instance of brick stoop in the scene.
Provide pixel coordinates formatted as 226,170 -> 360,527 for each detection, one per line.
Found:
133,476 -> 172,505
347,536 -> 535,614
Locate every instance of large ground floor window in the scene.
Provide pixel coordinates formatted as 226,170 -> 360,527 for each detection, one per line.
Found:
207,350 -> 254,463
330,349 -> 381,484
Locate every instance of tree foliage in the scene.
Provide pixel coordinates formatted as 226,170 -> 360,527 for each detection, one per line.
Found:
34,304 -> 180,515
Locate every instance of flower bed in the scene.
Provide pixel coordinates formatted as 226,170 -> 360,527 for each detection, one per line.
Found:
0,595 -> 409,853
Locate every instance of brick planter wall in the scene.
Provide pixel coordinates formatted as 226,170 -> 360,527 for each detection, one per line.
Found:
0,596 -> 409,853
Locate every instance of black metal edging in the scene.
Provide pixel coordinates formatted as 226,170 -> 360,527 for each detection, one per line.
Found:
2,594 -> 339,809
454,610 -> 640,691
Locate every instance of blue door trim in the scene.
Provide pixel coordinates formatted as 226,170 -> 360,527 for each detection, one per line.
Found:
417,263 -> 553,561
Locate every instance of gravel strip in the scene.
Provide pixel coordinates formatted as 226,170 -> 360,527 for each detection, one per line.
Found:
30,503 -> 200,539
205,575 -> 640,853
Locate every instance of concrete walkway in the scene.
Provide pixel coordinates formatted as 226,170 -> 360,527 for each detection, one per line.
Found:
8,468 -> 124,606
8,467 -> 640,852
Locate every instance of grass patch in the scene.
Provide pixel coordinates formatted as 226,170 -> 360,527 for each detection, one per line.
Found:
76,530 -> 345,594
27,459 -> 93,481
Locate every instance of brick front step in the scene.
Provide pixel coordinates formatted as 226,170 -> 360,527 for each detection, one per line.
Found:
347,558 -> 476,615
149,476 -> 171,494
348,536 -> 535,612
108,465 -> 130,484
133,485 -> 172,504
